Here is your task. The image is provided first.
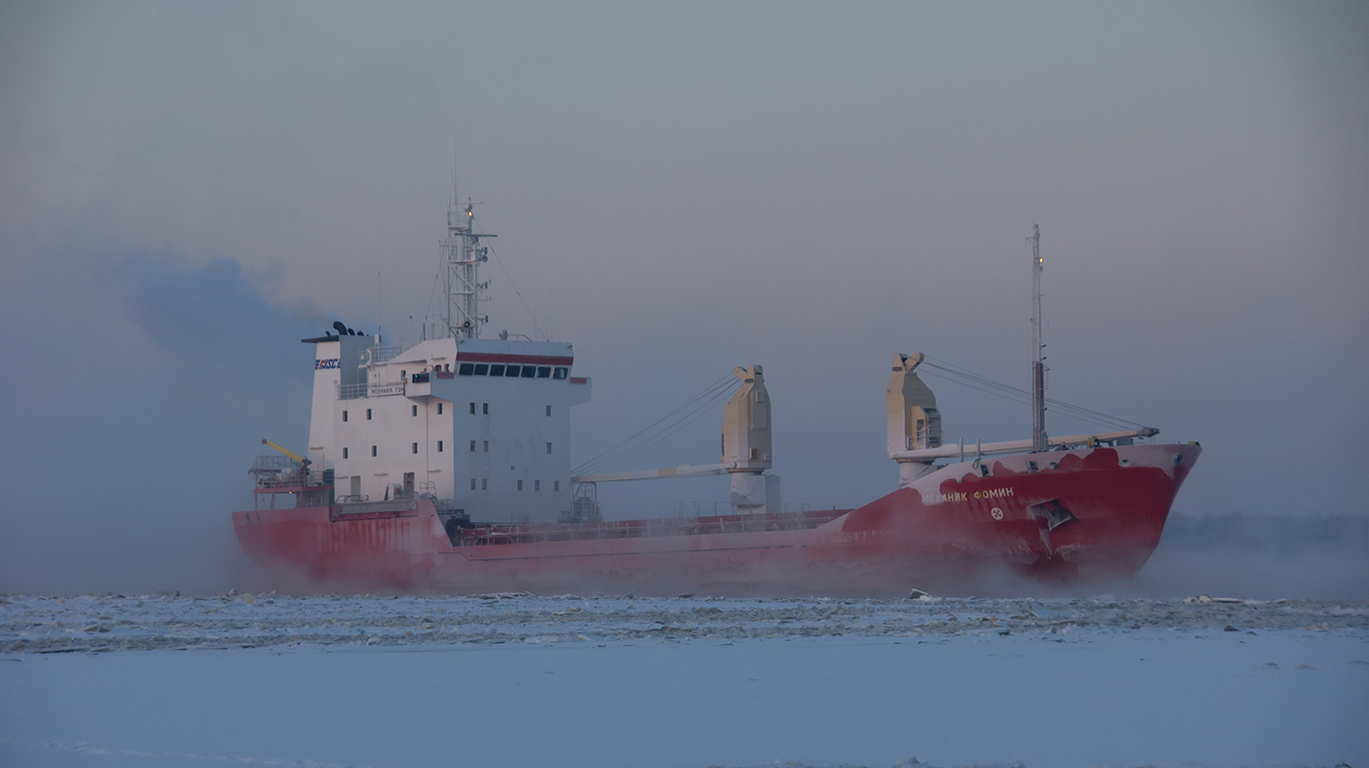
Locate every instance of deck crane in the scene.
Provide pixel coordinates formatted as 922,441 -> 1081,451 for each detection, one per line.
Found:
261,438 -> 311,485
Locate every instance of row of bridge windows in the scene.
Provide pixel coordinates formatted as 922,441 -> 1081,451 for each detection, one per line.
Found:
457,363 -> 569,379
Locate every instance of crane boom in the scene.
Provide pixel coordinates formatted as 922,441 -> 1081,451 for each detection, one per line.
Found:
261,438 -> 308,466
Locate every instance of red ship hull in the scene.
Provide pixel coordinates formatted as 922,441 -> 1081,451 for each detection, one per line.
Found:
234,443 -> 1199,596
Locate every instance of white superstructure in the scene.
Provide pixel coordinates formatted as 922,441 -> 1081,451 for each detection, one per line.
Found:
300,201 -> 593,524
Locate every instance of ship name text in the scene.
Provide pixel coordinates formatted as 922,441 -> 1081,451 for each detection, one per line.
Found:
922,486 -> 1016,505
973,487 -> 1015,500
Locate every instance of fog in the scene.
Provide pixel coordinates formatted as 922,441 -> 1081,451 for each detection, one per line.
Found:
1,2 -> 1366,597
1133,512 -> 1369,601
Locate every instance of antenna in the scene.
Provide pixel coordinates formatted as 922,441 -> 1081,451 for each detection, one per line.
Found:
440,198 -> 495,339
1029,224 -> 1047,452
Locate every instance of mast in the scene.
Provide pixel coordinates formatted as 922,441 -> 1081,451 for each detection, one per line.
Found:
1030,224 -> 1047,452
441,200 -> 495,339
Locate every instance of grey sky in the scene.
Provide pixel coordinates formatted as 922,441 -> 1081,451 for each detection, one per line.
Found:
1,1 -> 1366,593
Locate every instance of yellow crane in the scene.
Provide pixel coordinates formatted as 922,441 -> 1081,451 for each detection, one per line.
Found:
261,438 -> 312,484
261,438 -> 307,465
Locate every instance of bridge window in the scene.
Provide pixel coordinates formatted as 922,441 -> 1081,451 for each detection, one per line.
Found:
458,363 -> 475,376
489,364 -> 505,376
553,367 -> 568,379
520,365 -> 536,378
537,366 -> 551,378
474,364 -> 488,375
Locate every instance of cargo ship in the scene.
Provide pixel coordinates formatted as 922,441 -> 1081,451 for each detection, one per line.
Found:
233,209 -> 1199,596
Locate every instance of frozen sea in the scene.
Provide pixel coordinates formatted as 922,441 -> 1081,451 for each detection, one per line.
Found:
2,592 -> 1366,768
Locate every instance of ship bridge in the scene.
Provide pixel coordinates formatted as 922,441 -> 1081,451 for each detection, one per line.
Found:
302,333 -> 591,525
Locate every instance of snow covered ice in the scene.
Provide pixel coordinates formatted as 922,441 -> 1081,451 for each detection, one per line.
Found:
2,593 -> 1366,768
2,592 -> 1368,652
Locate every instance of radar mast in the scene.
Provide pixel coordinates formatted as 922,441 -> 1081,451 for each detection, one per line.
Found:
1030,224 -> 1048,452
441,200 -> 495,338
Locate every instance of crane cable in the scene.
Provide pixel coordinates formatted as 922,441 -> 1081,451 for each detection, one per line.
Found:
919,354 -> 1151,432
573,371 -> 738,477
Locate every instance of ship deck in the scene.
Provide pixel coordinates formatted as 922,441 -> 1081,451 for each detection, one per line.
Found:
450,509 -> 851,547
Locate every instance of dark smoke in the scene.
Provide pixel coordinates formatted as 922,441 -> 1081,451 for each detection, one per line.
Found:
0,253 -> 358,596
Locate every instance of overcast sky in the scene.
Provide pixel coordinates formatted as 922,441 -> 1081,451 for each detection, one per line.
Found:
2,1 -> 1366,593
